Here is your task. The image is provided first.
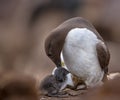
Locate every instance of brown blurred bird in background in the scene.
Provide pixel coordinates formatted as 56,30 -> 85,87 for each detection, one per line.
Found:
0,72 -> 39,100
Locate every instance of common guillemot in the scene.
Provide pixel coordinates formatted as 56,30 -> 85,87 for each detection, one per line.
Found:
45,17 -> 110,88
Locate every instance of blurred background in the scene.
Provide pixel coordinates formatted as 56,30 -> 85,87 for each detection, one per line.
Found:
0,0 -> 120,84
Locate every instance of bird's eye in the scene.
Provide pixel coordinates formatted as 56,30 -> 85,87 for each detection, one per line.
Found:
48,50 -> 53,57
48,53 -> 52,57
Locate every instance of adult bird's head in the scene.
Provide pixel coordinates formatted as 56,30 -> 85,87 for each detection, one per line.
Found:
45,27 -> 67,68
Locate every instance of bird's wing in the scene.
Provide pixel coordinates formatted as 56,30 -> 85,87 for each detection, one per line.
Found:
96,41 -> 110,74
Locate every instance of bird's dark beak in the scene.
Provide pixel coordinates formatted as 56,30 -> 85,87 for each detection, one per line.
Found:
56,62 -> 62,68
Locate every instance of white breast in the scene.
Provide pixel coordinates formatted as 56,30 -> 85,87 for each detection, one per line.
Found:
62,28 -> 104,87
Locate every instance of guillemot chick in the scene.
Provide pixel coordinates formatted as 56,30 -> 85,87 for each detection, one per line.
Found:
39,67 -> 69,97
39,67 -> 86,97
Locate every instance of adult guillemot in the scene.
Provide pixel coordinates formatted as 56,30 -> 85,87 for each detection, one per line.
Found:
45,17 -> 110,88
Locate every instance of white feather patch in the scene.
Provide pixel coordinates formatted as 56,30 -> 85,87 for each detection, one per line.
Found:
62,28 -> 104,87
